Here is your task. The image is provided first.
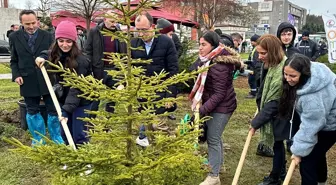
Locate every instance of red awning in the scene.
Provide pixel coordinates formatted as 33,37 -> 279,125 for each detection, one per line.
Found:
51,11 -> 96,29
116,7 -> 198,27
150,8 -> 198,28
121,0 -> 199,28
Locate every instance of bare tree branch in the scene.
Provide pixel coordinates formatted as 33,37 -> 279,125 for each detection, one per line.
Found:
25,0 -> 36,10
36,0 -> 51,13
8,3 -> 17,8
162,0 -> 258,30
53,0 -> 102,30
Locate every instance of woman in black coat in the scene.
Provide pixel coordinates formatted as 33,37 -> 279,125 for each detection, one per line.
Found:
36,21 -> 92,145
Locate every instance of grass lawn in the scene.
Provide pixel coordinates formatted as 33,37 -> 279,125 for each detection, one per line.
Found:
240,53 -> 249,60
0,76 -> 335,184
0,122 -> 51,185
0,63 -> 11,74
0,79 -> 21,112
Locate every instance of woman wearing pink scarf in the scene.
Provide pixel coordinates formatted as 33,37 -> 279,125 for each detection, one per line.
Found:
190,31 -> 241,185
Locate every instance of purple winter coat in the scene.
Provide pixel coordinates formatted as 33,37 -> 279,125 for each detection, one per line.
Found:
199,54 -> 240,115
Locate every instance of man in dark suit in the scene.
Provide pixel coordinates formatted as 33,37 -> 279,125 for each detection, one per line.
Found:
9,10 -> 62,146
132,12 -> 178,147
6,24 -> 14,38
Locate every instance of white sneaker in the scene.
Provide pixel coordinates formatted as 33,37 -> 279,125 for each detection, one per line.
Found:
62,165 -> 67,170
136,136 -> 149,147
318,182 -> 327,185
199,175 -> 221,185
80,164 -> 93,176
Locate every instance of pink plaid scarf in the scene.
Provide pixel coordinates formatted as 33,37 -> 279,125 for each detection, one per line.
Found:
188,45 -> 226,111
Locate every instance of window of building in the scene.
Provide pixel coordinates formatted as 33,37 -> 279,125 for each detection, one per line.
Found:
261,20 -> 269,24
262,3 -> 269,9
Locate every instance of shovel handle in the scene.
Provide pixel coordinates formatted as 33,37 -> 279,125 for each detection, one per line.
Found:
232,108 -> 258,185
232,129 -> 253,185
283,160 -> 296,185
41,66 -> 76,150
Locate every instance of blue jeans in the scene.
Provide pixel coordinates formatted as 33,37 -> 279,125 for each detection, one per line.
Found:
206,113 -> 232,176
61,104 -> 91,145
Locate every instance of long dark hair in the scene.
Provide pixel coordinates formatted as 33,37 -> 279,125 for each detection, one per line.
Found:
279,53 -> 311,118
49,40 -> 80,70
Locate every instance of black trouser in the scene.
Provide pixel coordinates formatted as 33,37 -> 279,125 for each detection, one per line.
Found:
248,73 -> 257,95
300,130 -> 336,185
270,140 -> 286,179
24,94 -> 57,115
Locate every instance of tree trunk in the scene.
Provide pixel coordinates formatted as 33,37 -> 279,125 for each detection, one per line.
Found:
193,0 -> 201,40
86,18 -> 91,37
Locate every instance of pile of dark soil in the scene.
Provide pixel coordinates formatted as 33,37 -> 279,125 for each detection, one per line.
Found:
0,109 -> 20,126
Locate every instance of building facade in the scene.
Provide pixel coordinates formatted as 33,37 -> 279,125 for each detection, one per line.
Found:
0,8 -> 21,41
248,0 -> 307,35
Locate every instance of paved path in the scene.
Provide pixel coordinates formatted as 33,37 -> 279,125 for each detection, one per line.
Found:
0,56 -> 10,63
0,73 -> 12,79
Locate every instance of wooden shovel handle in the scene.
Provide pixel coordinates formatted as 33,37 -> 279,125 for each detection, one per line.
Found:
41,66 -> 76,150
283,160 -> 296,185
232,108 -> 258,185
232,129 -> 253,185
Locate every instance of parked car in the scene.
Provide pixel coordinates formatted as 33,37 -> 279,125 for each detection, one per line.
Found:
0,40 -> 10,56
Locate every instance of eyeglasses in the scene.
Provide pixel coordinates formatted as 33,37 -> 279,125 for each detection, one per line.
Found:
136,27 -> 151,31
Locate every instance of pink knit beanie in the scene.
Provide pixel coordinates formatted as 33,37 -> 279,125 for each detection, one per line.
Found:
55,21 -> 77,42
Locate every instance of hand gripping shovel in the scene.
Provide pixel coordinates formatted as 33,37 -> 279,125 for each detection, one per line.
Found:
232,109 -> 258,185
283,160 -> 296,185
41,66 -> 76,150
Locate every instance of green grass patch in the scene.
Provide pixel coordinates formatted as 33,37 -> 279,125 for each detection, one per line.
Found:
0,122 -> 50,185
0,79 -> 20,111
240,53 -> 249,60
0,150 -> 51,185
317,54 -> 336,73
0,63 -> 11,74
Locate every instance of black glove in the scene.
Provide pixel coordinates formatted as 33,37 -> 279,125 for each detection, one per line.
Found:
198,122 -> 207,143
244,60 -> 252,65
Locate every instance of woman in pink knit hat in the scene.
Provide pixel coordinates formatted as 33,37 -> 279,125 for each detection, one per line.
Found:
35,20 -> 92,146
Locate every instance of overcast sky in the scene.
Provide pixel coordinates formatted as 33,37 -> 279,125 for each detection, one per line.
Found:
250,0 -> 335,15
9,0 -> 336,16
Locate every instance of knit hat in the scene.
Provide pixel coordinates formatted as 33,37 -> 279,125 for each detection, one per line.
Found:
302,30 -> 310,37
220,33 -> 234,48
214,29 -> 223,36
157,18 -> 174,34
202,31 -> 220,48
55,21 -> 77,42
250,34 -> 260,42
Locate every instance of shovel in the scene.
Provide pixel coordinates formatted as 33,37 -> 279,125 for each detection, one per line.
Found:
232,129 -> 254,185
232,109 -> 258,185
283,160 -> 296,185
41,66 -> 76,150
